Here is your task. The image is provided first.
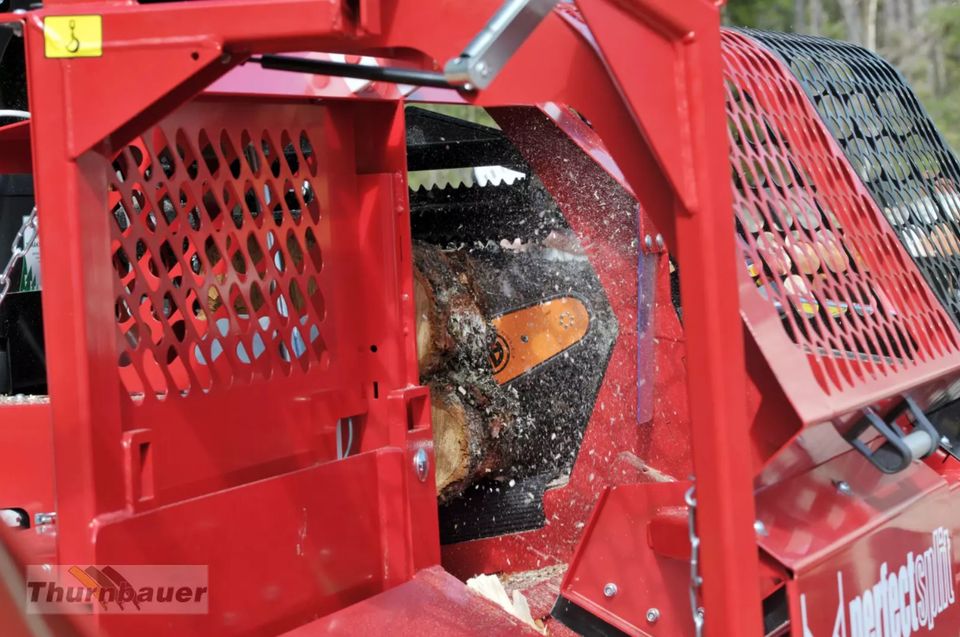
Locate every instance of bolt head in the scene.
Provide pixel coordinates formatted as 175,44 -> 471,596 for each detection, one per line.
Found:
602,582 -> 618,598
754,520 -> 768,537
941,435 -> 953,448
655,234 -> 665,250
645,608 -> 660,623
413,448 -> 429,482
33,512 -> 56,526
835,480 -> 853,496
644,235 -> 654,250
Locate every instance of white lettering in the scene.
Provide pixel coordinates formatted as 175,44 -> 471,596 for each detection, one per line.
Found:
821,528 -> 956,636
899,564 -> 912,637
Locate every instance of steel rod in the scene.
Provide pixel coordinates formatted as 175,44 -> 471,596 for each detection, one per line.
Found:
254,55 -> 456,89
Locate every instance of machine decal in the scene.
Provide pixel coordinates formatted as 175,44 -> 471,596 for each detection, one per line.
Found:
43,16 -> 102,59
803,527 -> 957,636
489,296 -> 590,384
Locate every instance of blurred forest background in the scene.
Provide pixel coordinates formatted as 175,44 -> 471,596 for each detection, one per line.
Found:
725,0 -> 960,147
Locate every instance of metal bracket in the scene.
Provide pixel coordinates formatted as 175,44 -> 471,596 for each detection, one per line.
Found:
844,396 -> 939,474
253,0 -> 559,93
444,0 -> 559,90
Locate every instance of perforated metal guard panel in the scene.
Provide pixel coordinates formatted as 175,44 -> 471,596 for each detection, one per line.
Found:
721,30 -> 960,423
108,105 -> 329,398
746,29 -> 960,329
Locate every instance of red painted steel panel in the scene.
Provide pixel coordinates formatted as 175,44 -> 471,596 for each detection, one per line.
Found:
757,449 -> 960,635
91,450 -> 415,637
280,566 -> 540,636
559,482 -> 694,636
13,78 -> 440,634
0,403 -> 54,522
0,121 -> 32,173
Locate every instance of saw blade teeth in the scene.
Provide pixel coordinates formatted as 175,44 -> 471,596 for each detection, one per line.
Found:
408,167 -> 527,193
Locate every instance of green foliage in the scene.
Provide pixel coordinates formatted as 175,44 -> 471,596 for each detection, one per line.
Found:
408,104 -> 498,129
724,0 -> 795,31
725,0 -> 960,151
926,5 -> 960,147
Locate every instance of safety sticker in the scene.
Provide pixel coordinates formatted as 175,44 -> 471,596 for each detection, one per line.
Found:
44,16 -> 102,59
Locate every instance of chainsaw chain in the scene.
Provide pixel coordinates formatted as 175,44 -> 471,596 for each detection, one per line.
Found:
0,206 -> 37,309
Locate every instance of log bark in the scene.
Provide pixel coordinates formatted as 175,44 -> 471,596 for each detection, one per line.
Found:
413,242 -> 524,499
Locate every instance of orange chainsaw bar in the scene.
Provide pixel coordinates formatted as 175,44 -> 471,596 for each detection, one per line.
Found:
489,296 -> 590,384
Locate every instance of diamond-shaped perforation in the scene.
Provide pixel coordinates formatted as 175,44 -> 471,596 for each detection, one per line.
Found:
108,118 -> 329,401
745,29 -> 960,331
722,30 -> 959,393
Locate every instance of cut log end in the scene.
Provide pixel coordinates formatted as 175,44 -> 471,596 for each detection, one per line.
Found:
414,268 -> 442,376
431,385 -> 497,499
431,391 -> 470,494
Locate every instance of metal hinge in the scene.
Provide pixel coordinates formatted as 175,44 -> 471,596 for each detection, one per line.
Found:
845,395 -> 940,474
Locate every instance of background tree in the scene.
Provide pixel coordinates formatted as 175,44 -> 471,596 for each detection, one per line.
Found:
725,0 -> 960,146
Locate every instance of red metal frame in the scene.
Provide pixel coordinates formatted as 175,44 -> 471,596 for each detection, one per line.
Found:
0,1 -> 785,635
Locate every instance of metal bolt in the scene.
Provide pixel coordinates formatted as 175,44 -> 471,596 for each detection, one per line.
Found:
645,608 -> 660,624
835,481 -> 853,496
655,234 -> 665,250
413,448 -> 429,482
602,582 -> 618,598
34,512 -> 56,526
753,520 -> 768,537
941,435 -> 953,449
475,61 -> 489,78
644,235 -> 654,250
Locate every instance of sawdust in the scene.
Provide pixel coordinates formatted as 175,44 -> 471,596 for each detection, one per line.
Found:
499,563 -> 567,595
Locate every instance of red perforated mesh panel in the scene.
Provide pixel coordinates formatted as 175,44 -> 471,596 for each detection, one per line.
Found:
108,105 -> 330,400
721,30 -> 960,418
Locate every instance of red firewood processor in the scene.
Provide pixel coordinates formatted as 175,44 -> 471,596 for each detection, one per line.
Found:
1,1 -> 959,635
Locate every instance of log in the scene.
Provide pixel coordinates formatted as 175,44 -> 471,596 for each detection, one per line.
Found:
413,242 -> 525,500
413,266 -> 444,376
430,384 -> 496,495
